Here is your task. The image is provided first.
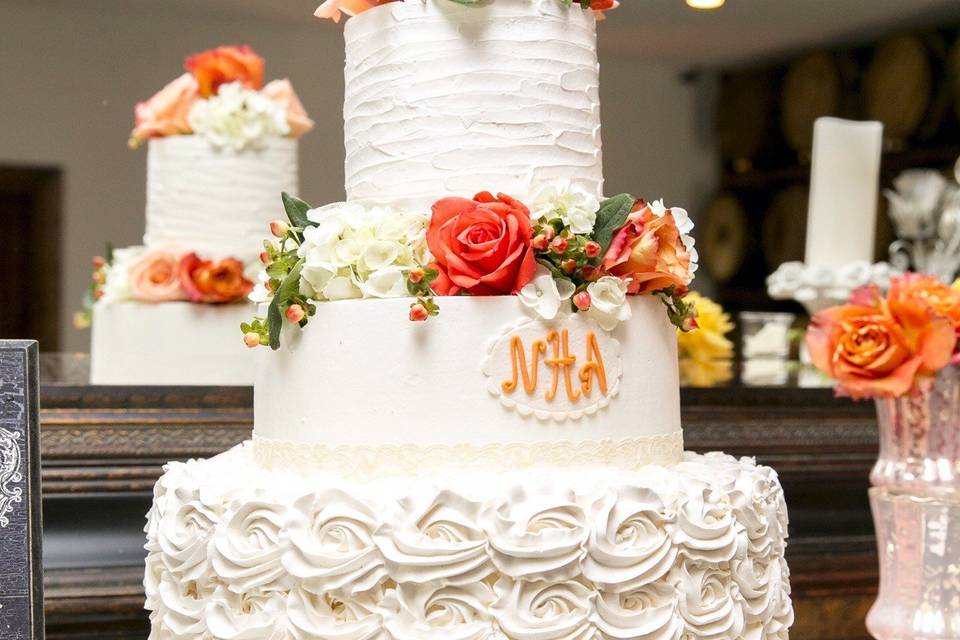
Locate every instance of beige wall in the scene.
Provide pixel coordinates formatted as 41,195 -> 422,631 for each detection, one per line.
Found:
0,1 -> 718,351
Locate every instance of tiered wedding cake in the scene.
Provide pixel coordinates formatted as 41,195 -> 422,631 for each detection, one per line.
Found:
144,3 -> 793,638
88,46 -> 312,385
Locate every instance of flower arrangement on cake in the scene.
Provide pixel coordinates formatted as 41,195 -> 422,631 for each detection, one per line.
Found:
314,0 -> 618,23
805,273 -> 960,398
243,182 -> 699,349
129,45 -> 313,150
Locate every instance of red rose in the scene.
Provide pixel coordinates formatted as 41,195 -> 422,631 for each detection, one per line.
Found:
178,253 -> 253,303
427,192 -> 537,296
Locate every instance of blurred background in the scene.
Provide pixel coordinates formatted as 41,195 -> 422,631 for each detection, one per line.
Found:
3,0 -> 960,351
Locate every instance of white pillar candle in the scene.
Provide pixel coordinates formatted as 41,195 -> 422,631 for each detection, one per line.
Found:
804,117 -> 884,269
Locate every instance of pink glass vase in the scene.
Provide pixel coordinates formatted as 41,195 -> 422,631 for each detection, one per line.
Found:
866,366 -> 960,640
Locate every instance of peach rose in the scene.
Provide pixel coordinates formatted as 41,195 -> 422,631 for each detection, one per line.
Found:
427,192 -> 537,296
888,273 -> 960,337
129,73 -> 199,146
601,201 -> 693,296
185,45 -> 264,98
806,300 -> 956,399
178,253 -> 253,303
314,0 -> 385,22
128,248 -> 187,302
262,79 -> 314,139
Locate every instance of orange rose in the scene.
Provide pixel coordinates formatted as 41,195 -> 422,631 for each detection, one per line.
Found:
601,201 -> 693,295
262,79 -> 314,139
128,248 -> 187,302
185,46 -> 265,98
178,253 -> 253,303
888,273 -> 960,337
806,300 -> 956,399
427,192 -> 537,296
129,73 -> 199,146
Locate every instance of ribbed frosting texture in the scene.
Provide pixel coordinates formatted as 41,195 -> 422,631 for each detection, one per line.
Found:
144,136 -> 298,261
343,0 -> 603,208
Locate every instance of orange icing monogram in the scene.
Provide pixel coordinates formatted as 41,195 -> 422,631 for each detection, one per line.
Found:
501,330 -> 608,403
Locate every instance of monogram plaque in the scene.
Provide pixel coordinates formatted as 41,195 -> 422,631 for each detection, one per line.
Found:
0,341 -> 44,639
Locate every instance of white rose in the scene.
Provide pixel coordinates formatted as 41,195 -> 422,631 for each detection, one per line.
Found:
383,581 -> 497,640
209,499 -> 288,593
287,584 -> 387,640
582,486 -> 678,592
483,485 -> 588,581
205,587 -> 288,640
158,486 -> 222,581
491,576 -> 596,640
518,265 -> 576,320
675,562 -> 745,640
530,179 -> 600,234
591,582 -> 683,640
373,490 -> 491,585
282,489 -> 386,595
673,487 -> 740,564
360,266 -> 408,298
586,276 -> 632,330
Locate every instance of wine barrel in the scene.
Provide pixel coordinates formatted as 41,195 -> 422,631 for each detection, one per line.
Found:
865,34 -> 932,149
716,69 -> 775,173
701,193 -> 749,284
947,34 -> 960,124
762,184 -> 809,271
781,52 -> 841,157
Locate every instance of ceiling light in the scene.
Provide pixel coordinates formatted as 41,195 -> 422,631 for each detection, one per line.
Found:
686,0 -> 725,9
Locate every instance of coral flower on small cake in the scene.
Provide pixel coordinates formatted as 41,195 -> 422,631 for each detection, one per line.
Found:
427,192 -> 537,296
130,73 -> 199,145
128,248 -> 187,302
185,45 -> 265,98
179,253 -> 254,304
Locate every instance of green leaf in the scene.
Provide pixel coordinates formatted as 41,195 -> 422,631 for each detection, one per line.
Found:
105,241 -> 115,265
267,258 -> 304,350
592,194 -> 634,256
536,258 -> 564,280
281,192 -> 313,229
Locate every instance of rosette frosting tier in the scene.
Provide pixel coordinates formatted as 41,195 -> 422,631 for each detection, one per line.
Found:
145,445 -> 792,639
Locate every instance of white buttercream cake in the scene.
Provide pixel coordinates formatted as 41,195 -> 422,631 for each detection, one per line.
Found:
144,2 -> 793,638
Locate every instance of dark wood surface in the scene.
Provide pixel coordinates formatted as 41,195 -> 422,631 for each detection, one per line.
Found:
39,383 -> 880,639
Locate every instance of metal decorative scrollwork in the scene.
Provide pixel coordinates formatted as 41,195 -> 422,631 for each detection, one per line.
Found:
0,427 -> 23,528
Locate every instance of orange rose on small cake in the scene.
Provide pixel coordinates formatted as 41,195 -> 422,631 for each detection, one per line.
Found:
185,45 -> 265,98
427,192 -> 537,296
806,276 -> 957,399
179,254 -> 254,304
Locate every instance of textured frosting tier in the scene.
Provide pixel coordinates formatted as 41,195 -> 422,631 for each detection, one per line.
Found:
343,0 -> 603,208
145,444 -> 793,640
144,136 -> 298,261
254,296 -> 681,452
90,302 -> 255,385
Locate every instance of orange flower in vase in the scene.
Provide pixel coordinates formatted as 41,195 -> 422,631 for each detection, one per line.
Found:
805,291 -> 956,399
601,201 -> 694,296
185,45 -> 265,98
888,273 -> 960,340
179,253 -> 253,303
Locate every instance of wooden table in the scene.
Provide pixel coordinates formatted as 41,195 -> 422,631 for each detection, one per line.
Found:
38,383 -> 879,639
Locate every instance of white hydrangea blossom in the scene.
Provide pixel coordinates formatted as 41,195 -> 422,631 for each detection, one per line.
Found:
99,246 -> 143,303
188,82 -> 289,151
295,202 -> 431,302
529,179 -> 601,234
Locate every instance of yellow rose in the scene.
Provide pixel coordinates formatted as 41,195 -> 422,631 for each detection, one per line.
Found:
677,292 -> 734,387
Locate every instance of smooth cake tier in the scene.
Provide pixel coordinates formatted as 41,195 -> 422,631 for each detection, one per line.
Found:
145,444 -> 792,639
343,0 -> 603,208
254,296 -> 682,474
90,302 -> 255,385
144,136 -> 298,262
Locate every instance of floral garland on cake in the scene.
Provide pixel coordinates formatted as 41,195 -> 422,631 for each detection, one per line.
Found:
129,45 -> 313,150
315,0 -> 618,23
242,181 -> 698,349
